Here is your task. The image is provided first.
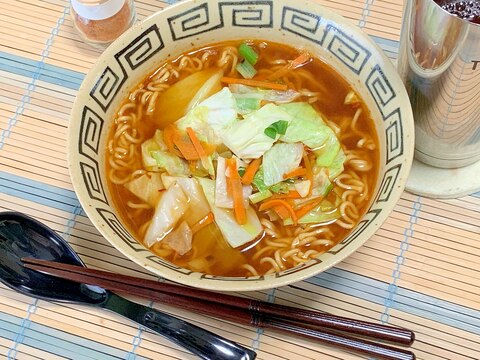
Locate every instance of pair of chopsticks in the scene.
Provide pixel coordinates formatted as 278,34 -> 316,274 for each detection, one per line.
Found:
22,258 -> 416,360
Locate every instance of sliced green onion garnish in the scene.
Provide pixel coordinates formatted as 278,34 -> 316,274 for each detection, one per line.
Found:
264,127 -> 277,139
239,43 -> 259,65
270,181 -> 290,194
235,61 -> 257,79
264,120 -> 289,139
238,166 -> 246,177
272,120 -> 289,135
249,190 -> 273,204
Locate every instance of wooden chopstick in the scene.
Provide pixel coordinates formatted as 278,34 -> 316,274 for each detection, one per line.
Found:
21,258 -> 414,345
22,258 -> 416,360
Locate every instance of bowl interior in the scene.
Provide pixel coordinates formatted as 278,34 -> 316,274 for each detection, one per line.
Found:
68,0 -> 414,291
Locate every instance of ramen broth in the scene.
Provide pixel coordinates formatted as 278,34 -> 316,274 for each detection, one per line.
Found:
106,40 -> 379,277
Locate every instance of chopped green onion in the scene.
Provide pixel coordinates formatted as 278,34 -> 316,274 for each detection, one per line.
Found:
239,43 -> 259,65
264,120 -> 289,139
249,190 -> 273,204
252,167 -> 269,192
270,182 -> 290,194
236,97 -> 261,112
264,127 -> 277,139
272,120 -> 289,135
238,167 -> 246,177
235,61 -> 257,79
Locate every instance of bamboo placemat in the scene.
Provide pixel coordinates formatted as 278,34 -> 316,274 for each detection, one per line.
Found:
1,0 -> 479,359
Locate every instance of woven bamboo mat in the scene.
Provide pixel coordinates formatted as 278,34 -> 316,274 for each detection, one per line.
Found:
1,0 -> 479,359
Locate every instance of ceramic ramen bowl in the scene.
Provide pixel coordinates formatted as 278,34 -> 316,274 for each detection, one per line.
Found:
68,0 -> 414,291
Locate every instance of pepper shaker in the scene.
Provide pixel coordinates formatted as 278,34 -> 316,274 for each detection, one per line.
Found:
71,0 -> 136,49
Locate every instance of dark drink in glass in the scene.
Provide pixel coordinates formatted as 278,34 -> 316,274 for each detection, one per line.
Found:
434,1 -> 480,23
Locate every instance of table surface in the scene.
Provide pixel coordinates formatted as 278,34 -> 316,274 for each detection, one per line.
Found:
1,0 -> 479,359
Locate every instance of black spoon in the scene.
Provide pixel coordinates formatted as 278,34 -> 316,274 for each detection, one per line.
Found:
0,211 -> 256,360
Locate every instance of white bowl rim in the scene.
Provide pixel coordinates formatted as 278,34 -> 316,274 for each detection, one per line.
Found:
68,0 -> 414,292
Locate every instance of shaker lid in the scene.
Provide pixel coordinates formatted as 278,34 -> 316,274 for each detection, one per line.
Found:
71,0 -> 125,20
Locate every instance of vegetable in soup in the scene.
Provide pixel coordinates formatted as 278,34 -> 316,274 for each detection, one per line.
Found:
106,40 -> 379,277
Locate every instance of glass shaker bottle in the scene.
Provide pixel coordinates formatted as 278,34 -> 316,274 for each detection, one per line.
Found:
71,0 -> 136,49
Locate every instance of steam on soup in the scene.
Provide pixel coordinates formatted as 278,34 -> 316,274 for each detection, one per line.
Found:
106,40 -> 379,277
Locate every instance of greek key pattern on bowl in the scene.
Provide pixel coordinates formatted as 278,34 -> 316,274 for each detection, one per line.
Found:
97,208 -> 148,252
366,64 -> 397,120
79,162 -> 107,205
74,0 -> 410,282
168,1 -> 273,41
322,24 -> 372,75
281,7 -> 323,42
200,274 -> 266,281
219,1 -> 273,28
376,164 -> 402,203
90,24 -> 163,112
79,107 -> 104,161
385,109 -> 404,163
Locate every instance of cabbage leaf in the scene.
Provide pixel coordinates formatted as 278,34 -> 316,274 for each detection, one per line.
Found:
141,130 -> 190,175
160,221 -> 193,256
262,142 -> 303,186
285,204 -> 340,225
285,196 -> 341,225
197,178 -> 263,248
176,87 -> 237,145
215,157 -> 252,209
150,150 -> 190,176
229,84 -> 300,116
314,135 -> 341,167
328,147 -> 346,179
220,103 -> 292,159
279,102 -> 336,150
279,102 -> 343,168
124,173 -> 164,207
141,139 -> 158,169
161,175 -> 210,225
144,182 -> 190,247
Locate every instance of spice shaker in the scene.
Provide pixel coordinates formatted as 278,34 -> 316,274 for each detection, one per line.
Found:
71,0 -> 136,49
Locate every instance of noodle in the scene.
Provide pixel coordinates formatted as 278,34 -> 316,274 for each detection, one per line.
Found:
241,264 -> 259,276
106,40 -> 379,277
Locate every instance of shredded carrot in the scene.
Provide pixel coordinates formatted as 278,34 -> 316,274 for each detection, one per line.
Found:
272,190 -> 302,199
227,158 -> 246,225
186,127 -> 207,158
164,124 -> 198,160
295,197 -> 323,220
283,167 -> 307,179
163,124 -> 183,157
174,139 -> 199,160
268,52 -> 312,81
221,77 -> 288,91
273,205 -> 291,220
164,125 -> 215,161
303,153 -> 314,196
191,212 -> 215,234
186,127 -> 210,170
241,158 -> 261,185
259,199 -> 298,225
